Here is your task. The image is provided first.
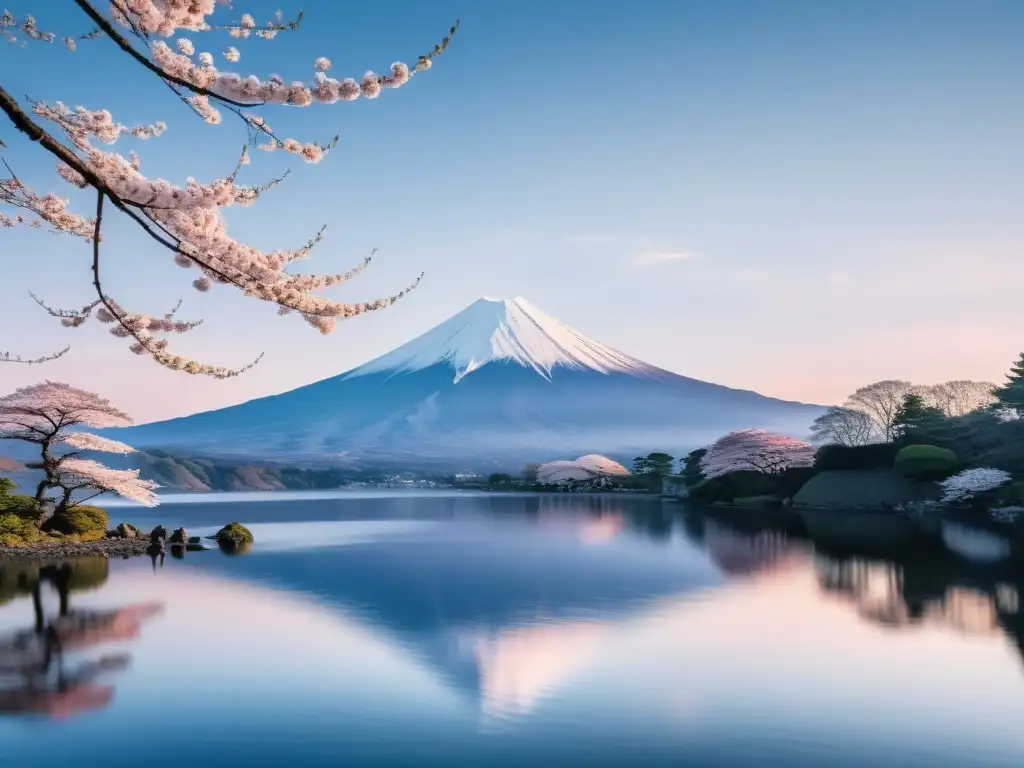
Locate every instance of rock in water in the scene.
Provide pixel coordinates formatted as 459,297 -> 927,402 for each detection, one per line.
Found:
169,527 -> 188,544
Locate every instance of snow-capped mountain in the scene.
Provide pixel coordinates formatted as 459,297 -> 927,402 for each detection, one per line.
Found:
106,297 -> 826,471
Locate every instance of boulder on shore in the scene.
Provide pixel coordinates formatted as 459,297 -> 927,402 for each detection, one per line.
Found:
111,522 -> 140,539
207,522 -> 254,555
206,522 -> 254,545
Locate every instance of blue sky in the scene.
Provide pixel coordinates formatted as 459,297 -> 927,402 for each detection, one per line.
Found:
1,0 -> 1023,421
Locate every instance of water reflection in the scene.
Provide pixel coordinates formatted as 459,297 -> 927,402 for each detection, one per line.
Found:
688,506 -> 1024,674
0,559 -> 163,719
3,497 -> 1024,765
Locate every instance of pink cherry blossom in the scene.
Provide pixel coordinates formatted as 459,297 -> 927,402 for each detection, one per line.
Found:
0,381 -> 132,437
0,3 -> 458,376
59,432 -> 137,455
701,429 -> 815,479
59,457 -> 160,507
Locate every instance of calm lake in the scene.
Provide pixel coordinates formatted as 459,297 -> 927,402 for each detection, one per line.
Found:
2,490 -> 1024,767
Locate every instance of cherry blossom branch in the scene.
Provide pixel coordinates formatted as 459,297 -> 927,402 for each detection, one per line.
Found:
1,9 -> 101,49
1,5 -> 460,375
89,191 -> 261,378
0,346 -> 70,364
74,0 -> 254,108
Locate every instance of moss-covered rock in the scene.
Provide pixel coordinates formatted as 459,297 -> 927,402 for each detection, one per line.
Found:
209,522 -> 254,555
212,522 -> 253,544
43,505 -> 110,536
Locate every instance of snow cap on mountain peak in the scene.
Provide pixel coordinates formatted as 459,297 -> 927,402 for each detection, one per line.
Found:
348,296 -> 654,382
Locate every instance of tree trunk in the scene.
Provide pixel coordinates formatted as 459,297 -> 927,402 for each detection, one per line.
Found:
55,487 -> 73,516
33,438 -> 55,504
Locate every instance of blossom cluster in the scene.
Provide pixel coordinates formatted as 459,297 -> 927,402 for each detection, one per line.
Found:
0,381 -> 132,438
59,431 -> 137,455
1,9 -> 56,44
1,2 -> 457,376
700,428 -> 816,479
939,467 -> 1013,505
59,457 -> 160,506
0,177 -> 94,237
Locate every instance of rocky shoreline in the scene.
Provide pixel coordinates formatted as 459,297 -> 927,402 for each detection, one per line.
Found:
0,537 -> 152,561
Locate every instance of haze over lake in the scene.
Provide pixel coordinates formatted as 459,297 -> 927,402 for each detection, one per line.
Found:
3,491 -> 1023,767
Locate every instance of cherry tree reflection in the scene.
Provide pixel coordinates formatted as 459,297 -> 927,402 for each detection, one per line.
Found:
0,558 -> 163,719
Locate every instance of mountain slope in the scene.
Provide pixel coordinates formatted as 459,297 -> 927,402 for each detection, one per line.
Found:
107,297 -> 826,471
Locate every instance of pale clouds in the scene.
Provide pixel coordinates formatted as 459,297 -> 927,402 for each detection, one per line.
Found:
563,233 -> 620,245
825,270 -> 854,287
631,250 -> 699,268
734,268 -> 772,282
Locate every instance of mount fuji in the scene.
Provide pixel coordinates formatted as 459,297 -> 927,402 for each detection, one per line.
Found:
107,297 -> 826,472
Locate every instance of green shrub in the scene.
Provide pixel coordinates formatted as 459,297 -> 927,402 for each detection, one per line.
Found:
0,493 -> 43,520
894,444 -> 959,481
0,477 -> 16,496
0,513 -> 42,546
814,443 -> 900,471
44,505 -> 110,536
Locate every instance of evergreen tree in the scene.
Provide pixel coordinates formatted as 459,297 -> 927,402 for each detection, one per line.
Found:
680,449 -> 707,487
632,452 -> 675,477
893,392 -> 948,444
992,352 -> 1024,413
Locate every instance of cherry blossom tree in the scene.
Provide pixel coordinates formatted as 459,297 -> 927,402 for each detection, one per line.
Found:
0,380 -> 158,522
939,467 -> 1012,505
0,4 -> 458,376
700,428 -> 815,479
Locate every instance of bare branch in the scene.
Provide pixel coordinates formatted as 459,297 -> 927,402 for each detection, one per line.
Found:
0,346 -> 71,365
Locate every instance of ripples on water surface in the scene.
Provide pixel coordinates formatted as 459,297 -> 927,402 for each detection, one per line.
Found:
2,491 -> 1024,767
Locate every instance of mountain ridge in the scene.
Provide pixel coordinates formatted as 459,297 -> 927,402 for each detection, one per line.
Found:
103,296 -> 826,471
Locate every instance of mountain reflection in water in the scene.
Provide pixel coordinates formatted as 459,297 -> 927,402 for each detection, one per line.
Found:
0,494 -> 1023,766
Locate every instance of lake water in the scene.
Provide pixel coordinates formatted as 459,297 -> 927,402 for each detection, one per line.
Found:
3,490 -> 1024,767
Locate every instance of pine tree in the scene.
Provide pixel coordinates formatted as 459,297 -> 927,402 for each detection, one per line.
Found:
992,352 -> 1024,412
892,392 -> 947,444
680,449 -> 707,487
